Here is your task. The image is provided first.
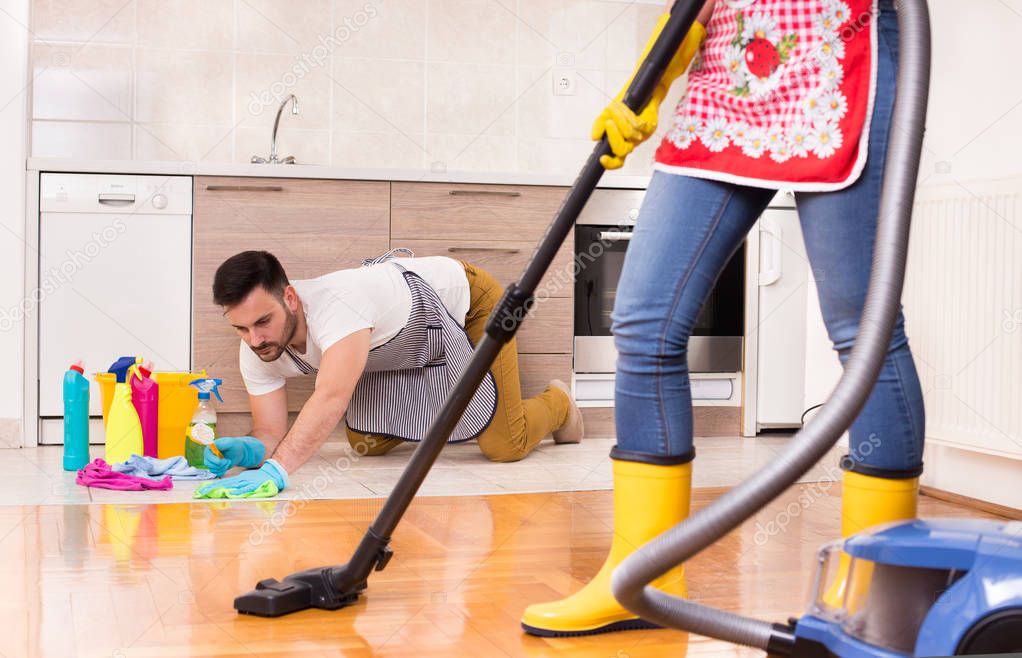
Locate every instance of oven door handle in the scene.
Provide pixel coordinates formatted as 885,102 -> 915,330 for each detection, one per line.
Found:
597,230 -> 633,242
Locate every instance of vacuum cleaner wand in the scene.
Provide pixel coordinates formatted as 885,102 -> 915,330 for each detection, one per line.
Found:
233,0 -> 707,618
610,1 -> 932,653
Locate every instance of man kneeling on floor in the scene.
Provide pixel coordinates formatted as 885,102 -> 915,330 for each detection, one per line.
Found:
196,249 -> 583,497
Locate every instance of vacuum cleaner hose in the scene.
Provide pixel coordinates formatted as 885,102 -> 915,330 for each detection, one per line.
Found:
610,0 -> 931,650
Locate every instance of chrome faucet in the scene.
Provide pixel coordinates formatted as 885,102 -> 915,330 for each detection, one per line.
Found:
252,94 -> 299,164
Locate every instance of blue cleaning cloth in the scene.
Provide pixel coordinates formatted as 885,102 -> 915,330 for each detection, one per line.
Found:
112,454 -> 216,481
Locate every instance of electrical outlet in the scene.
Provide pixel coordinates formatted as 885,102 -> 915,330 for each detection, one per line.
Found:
552,69 -> 577,96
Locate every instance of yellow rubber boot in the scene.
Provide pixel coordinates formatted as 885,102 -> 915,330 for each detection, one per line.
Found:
823,471 -> 918,608
521,459 -> 692,636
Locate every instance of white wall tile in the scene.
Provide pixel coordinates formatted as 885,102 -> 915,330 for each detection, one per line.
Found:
136,0 -> 233,50
332,0 -> 427,60
516,66 -> 606,141
133,123 -> 234,161
236,0 -> 334,55
32,121 -> 132,159
135,49 -> 233,124
424,133 -> 516,172
516,0 -> 612,70
331,131 -> 427,169
517,136 -> 594,174
603,1 -> 663,71
31,44 -> 133,121
426,61 -> 516,136
28,0 -> 663,175
31,0 -> 135,44
427,0 -> 516,65
236,53 -> 332,130
331,58 -> 425,135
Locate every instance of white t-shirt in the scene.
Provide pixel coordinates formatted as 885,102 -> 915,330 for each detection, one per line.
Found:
239,257 -> 470,396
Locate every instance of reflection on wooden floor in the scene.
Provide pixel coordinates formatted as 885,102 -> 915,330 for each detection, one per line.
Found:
2,485 -> 1001,657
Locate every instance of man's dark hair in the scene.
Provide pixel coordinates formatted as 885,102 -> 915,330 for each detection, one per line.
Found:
212,250 -> 290,307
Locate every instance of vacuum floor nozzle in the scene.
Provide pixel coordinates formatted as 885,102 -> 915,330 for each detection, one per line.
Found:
234,567 -> 363,617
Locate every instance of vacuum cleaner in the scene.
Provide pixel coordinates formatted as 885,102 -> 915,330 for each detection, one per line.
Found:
235,1 -> 1022,654
232,0 -> 708,619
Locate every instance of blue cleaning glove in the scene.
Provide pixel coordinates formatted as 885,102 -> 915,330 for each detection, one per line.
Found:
195,459 -> 288,499
204,436 -> 266,477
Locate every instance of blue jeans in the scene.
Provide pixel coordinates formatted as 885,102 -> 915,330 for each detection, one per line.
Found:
611,1 -> 924,473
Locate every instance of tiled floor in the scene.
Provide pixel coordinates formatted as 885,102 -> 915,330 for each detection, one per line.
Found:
0,432 -> 846,506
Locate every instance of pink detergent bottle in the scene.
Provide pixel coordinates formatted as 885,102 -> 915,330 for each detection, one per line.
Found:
130,362 -> 160,458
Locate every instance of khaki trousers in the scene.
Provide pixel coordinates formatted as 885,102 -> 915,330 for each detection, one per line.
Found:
346,261 -> 569,462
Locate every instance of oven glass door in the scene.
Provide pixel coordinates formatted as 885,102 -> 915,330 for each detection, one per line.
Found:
575,225 -> 629,336
574,224 -> 744,373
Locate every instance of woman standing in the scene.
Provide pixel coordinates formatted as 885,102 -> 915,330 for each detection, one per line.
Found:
523,0 -> 924,636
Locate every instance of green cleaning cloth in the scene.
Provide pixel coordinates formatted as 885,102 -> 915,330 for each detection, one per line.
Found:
193,479 -> 279,499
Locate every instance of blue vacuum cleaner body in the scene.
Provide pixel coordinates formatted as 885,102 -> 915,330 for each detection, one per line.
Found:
793,518 -> 1022,657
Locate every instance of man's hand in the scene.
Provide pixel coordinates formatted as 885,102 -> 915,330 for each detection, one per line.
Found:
195,459 -> 288,499
203,436 -> 266,477
269,329 -> 370,474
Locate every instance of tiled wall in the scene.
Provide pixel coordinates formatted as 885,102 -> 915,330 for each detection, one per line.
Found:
28,0 -> 684,175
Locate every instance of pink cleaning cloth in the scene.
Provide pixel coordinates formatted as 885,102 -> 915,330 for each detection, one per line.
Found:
76,458 -> 172,491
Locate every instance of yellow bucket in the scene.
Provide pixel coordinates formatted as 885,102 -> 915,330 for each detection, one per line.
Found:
94,369 -> 207,459
95,372 -> 117,425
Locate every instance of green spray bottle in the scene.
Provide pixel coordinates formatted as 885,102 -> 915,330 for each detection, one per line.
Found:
185,378 -> 223,468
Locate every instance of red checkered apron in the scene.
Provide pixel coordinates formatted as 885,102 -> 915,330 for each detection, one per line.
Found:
654,0 -> 878,191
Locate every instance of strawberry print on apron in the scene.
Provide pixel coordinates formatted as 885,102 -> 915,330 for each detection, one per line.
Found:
654,0 -> 879,191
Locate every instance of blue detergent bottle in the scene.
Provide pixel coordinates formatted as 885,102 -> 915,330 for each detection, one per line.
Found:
63,361 -> 90,471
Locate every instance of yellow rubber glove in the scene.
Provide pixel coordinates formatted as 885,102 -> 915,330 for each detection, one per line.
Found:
594,15 -> 707,169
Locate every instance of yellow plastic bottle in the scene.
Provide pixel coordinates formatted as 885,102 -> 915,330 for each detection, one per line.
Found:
105,358 -> 145,464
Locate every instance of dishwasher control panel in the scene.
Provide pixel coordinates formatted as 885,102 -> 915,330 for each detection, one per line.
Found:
40,173 -> 193,214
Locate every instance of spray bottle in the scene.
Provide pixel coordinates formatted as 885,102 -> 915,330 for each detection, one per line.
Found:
185,378 -> 224,468
105,356 -> 144,464
62,361 -> 90,471
130,361 -> 159,458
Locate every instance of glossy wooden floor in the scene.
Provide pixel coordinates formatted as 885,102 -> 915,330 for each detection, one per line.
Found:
2,486 -> 1001,657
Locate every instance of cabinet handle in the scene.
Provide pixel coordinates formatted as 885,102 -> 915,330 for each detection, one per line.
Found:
448,246 -> 522,254
448,189 -> 522,198
205,185 -> 284,192
597,230 -> 632,242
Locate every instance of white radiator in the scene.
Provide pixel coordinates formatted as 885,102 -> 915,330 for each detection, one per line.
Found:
904,178 -> 1022,461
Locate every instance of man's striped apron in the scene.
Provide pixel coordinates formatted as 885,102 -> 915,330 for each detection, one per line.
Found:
286,261 -> 497,443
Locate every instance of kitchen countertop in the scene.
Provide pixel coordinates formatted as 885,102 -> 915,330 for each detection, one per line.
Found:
26,157 -> 652,189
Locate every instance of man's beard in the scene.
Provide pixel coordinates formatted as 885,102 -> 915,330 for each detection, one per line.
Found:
251,307 -> 298,362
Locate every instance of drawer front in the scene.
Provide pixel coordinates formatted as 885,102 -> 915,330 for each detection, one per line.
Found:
517,354 -> 573,399
196,177 -> 390,238
391,182 -> 568,243
394,238 -> 575,299
514,296 -> 572,354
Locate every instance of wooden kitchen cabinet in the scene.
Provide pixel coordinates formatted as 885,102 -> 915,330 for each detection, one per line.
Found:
193,176 -> 575,423
518,354 -> 573,398
391,182 -> 568,243
390,182 -> 574,399
192,176 -> 390,412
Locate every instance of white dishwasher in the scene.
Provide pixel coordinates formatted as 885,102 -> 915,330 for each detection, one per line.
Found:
38,173 -> 192,443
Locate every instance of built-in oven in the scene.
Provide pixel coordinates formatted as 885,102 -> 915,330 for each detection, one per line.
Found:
573,190 -> 744,377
